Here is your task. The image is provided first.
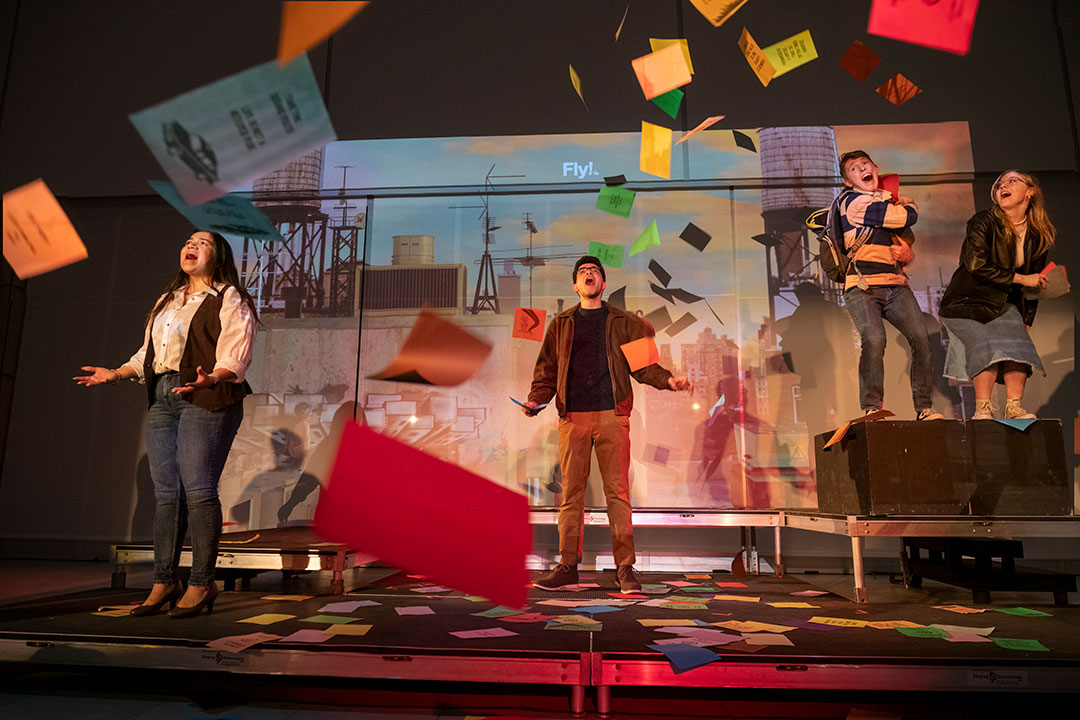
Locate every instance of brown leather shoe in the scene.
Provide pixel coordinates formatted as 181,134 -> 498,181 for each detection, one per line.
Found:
534,564 -> 579,590
616,565 -> 641,593
129,582 -> 182,616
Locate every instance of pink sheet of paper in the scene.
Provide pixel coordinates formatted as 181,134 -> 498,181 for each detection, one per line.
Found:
3,178 -> 88,279
367,307 -> 493,385
631,43 -> 692,100
675,115 -> 725,145
868,0 -> 980,56
315,422 -> 531,608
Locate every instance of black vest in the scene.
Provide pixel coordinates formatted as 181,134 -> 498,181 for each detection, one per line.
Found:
144,287 -> 252,412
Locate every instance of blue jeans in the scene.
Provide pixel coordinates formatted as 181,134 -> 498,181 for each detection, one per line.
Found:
844,286 -> 934,413
146,373 -> 243,587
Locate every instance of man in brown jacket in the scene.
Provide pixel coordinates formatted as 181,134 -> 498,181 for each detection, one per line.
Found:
523,256 -> 693,592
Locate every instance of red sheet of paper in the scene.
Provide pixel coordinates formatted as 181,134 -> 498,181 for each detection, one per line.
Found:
1041,261 -> 1057,276
876,73 -> 923,106
315,422 -> 531,608
620,336 -> 660,372
868,0 -> 980,56
3,178 -> 88,279
279,1 -> 369,65
368,307 -> 492,385
838,40 -> 881,82
512,307 -> 547,341
878,173 -> 900,202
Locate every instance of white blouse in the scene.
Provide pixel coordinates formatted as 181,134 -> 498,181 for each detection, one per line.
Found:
122,283 -> 256,383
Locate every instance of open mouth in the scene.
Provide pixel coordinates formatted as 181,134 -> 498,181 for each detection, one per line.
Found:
184,253 -> 198,261
1000,190 -> 1011,199
862,173 -> 873,184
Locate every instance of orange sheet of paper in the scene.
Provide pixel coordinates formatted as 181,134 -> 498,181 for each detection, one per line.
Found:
3,178 -> 88,279
279,1 -> 369,66
315,422 -> 531,608
631,43 -> 692,100
649,38 -> 694,74
689,0 -> 749,27
737,28 -> 775,87
876,73 -> 922,106
368,308 -> 492,386
675,115 -> 725,145
512,307 -> 547,342
620,336 -> 660,372
640,121 -> 673,179
823,409 -> 895,449
569,64 -> 588,109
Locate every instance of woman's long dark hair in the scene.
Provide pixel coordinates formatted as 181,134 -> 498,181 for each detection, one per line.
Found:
147,232 -> 260,328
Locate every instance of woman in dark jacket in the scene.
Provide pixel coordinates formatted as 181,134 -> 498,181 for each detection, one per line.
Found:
939,170 -> 1055,420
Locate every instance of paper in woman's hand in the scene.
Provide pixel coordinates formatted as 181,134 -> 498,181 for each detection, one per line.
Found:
1023,263 -> 1070,299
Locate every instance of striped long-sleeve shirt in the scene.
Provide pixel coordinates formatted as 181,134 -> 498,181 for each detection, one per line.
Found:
838,188 -> 918,290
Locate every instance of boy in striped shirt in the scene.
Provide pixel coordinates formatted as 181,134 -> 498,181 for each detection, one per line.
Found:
837,150 -> 942,420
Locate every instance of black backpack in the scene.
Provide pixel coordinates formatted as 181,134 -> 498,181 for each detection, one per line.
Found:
807,192 -> 858,284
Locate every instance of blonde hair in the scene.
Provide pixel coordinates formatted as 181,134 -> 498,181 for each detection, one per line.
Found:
990,169 -> 1056,258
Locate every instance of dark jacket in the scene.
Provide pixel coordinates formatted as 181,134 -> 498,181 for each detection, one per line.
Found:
939,210 -> 1048,326
528,302 -> 673,417
144,286 -> 252,412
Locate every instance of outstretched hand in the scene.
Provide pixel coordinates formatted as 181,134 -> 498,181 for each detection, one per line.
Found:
668,376 -> 694,396
73,366 -> 118,387
521,400 -> 541,417
172,365 -> 217,395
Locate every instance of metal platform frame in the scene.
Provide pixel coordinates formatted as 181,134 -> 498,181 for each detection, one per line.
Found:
782,512 -> 1080,603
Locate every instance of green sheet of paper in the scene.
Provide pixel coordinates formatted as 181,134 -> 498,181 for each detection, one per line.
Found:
472,605 -> 522,618
896,626 -> 948,638
651,88 -> 684,120
991,637 -> 1049,651
588,241 -> 624,268
596,185 -> 635,218
994,607 -> 1052,617
300,614 -> 357,624
630,221 -> 660,256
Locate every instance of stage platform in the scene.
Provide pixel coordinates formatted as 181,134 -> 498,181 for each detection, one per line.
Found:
1,566 -> 1077,716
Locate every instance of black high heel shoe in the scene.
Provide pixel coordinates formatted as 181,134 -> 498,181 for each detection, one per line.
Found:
168,584 -> 219,619
129,582 -> 182,616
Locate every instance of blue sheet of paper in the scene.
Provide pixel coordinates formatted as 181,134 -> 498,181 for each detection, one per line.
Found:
574,605 -> 623,614
150,181 -> 283,241
510,396 -> 549,410
994,418 -> 1037,431
647,642 -> 720,673
130,55 -> 336,205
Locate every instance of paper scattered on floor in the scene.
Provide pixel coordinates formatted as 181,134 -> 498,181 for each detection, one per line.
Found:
239,613 -> 296,625
206,632 -> 281,653
450,627 -> 519,639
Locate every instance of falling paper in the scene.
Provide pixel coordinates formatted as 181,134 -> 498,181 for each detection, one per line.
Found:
3,178 -> 88,279
643,306 -> 673,332
608,285 -> 627,310
732,129 -> 757,152
651,88 -> 684,120
676,115 -> 725,146
868,0 -> 980,55
737,28 -> 775,87
640,121 -> 673,179
649,260 -> 672,287
876,73 -> 922,106
278,1 -> 368,65
689,0 -> 749,27
649,39 -> 694,74
615,5 -> 629,41
129,55 -> 336,205
588,240 -> 625,269
367,308 -> 493,385
569,63 -> 588,110
596,184 -> 636,218
631,43 -> 692,100
839,40 -> 881,82
512,307 -> 547,341
150,180 -> 284,241
315,422 -> 531,608
761,30 -> 818,78
679,222 -> 712,252
630,220 -> 661,256
665,312 -> 697,337
621,336 -> 660,372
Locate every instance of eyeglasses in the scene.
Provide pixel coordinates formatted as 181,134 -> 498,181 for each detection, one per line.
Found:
576,266 -> 602,277
996,177 -> 1028,189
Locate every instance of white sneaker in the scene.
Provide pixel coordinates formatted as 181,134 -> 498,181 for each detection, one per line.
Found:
971,399 -> 996,420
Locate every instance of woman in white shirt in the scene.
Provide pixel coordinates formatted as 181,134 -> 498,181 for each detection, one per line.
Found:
75,231 -> 257,618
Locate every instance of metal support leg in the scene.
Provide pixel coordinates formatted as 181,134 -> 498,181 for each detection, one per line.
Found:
596,685 -> 611,718
111,564 -> 127,589
331,551 -> 345,595
851,535 -> 868,603
570,684 -> 585,717
773,526 -> 785,576
750,527 -> 760,574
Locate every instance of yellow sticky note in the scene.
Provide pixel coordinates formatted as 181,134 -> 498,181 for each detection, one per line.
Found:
278,1 -> 369,66
637,618 -> 698,627
689,0 -> 749,27
649,38 -> 694,74
239,613 -> 296,625
261,594 -> 313,601
3,178 -> 88,280
569,63 -> 588,109
737,27 -> 775,87
684,574 -> 712,579
810,616 -> 868,628
712,594 -> 760,603
93,609 -> 133,617
631,43 -> 692,100
767,602 -> 819,608
713,620 -> 795,633
761,29 -> 818,78
325,623 -> 373,636
866,620 -> 925,630
640,121 -> 672,179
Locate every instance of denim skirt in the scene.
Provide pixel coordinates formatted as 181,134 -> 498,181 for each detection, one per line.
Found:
941,304 -> 1044,382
